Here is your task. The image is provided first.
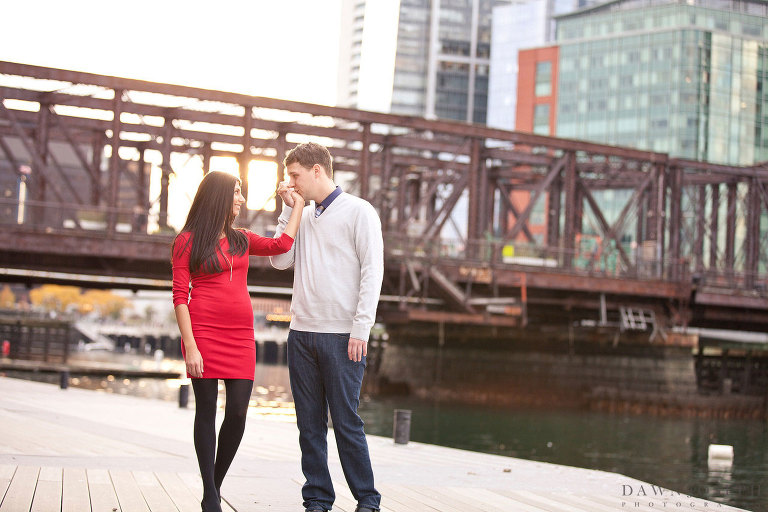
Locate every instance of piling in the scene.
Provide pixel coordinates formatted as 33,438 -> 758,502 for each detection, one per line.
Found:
178,383 -> 189,408
393,409 -> 411,445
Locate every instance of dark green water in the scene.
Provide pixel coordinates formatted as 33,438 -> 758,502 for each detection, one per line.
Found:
358,396 -> 768,511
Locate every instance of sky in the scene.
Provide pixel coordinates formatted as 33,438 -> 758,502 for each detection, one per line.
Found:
1,0 -> 342,105
1,1 -> 344,228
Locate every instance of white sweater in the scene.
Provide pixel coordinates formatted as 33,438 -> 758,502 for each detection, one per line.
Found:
269,192 -> 384,342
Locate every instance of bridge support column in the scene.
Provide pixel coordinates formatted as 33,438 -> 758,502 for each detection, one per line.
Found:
159,113 -> 172,230
34,103 -> 50,227
238,106 -> 253,225
134,144 -> 149,234
273,130 -> 287,226
562,152 -> 577,269
668,166 -> 683,280
379,138 -> 393,231
108,91 -> 124,233
467,138 -> 481,248
547,174 -> 561,248
709,183 -> 720,273
360,122 -> 371,200
90,134 -> 104,206
725,181 -> 737,282
745,177 -> 760,289
695,184 -> 707,273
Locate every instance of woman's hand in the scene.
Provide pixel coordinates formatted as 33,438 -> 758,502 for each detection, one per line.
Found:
185,347 -> 204,378
289,189 -> 304,206
277,181 -> 295,208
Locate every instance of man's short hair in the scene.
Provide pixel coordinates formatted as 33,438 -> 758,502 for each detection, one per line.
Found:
284,142 -> 333,178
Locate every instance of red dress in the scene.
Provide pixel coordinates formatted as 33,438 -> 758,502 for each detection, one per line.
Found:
172,230 -> 294,379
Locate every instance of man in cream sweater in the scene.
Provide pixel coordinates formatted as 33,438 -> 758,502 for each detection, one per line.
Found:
270,142 -> 383,512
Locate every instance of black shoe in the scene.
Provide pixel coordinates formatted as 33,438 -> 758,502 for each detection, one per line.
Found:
355,507 -> 379,512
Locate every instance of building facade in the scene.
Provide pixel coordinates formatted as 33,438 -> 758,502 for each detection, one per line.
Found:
487,0 -> 595,130
338,0 -> 514,123
550,0 -> 768,166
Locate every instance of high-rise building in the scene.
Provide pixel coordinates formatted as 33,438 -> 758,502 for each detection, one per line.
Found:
336,0 -> 401,112
516,0 -> 768,166
487,0 -> 594,130
337,0 -> 513,123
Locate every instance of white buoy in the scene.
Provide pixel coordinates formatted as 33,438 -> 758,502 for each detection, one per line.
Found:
708,444 -> 734,469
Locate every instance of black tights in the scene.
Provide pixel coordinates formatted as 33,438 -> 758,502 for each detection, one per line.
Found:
191,378 -> 253,511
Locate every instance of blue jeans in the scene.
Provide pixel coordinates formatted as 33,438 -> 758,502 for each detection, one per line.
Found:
287,330 -> 381,511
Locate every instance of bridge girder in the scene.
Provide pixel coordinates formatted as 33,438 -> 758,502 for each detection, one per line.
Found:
1,61 -> 767,331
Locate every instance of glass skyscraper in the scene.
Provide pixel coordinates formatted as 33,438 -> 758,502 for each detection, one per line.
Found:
388,0 -> 512,123
554,0 -> 768,166
487,0 -> 598,130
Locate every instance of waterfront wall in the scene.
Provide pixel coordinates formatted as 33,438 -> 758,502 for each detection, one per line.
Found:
371,339 -> 766,419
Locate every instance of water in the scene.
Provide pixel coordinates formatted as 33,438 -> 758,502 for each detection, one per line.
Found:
6,357 -> 766,510
358,397 -> 768,511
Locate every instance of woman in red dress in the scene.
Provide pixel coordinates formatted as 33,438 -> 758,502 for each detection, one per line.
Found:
172,171 -> 302,511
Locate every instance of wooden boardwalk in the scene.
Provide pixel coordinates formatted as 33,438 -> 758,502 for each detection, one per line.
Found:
0,377 -> 749,511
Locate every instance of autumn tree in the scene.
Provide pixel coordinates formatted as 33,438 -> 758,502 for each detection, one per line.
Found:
29,285 -> 81,313
79,289 -> 132,320
0,285 -> 15,308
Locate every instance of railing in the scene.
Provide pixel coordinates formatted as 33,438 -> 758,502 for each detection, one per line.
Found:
0,313 -> 74,363
0,197 -> 166,236
3,195 -> 765,293
384,232 -> 695,284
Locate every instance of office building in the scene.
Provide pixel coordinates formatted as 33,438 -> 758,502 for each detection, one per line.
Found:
338,0 -> 514,123
517,0 -> 768,165
487,0 -> 596,130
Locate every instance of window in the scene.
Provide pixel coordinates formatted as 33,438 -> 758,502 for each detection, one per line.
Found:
535,61 -> 552,97
533,104 -> 550,135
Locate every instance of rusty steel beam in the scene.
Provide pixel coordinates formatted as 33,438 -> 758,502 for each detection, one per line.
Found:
501,153 -> 568,245
3,60 -> 768,328
359,122 -> 371,199
0,61 -> 675,161
495,180 -> 536,243
562,152 -> 578,268
107,91 -> 123,232
579,182 -> 633,271
709,184 -> 720,271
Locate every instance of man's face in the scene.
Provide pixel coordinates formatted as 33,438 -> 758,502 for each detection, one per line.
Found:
286,162 -> 317,201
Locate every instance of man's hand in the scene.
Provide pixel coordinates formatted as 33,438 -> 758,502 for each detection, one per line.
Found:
277,181 -> 295,208
348,337 -> 367,362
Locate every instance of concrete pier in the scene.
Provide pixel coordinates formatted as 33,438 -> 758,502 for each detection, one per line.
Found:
0,377 -> 748,511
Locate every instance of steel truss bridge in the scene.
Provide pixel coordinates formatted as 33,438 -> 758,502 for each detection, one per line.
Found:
1,61 -> 767,338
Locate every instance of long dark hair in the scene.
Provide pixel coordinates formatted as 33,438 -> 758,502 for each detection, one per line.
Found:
172,171 -> 247,274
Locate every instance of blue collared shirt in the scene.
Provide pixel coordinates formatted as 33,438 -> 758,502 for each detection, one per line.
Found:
315,186 -> 342,217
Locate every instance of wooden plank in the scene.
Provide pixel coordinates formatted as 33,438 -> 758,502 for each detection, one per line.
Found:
110,470 -> 150,512
155,472 -> 201,512
377,483 -> 443,512
87,469 -> 122,512
177,472 -> 236,512
62,467 -> 91,512
407,486 -> 501,512
448,486 -> 550,512
532,491 -> 631,512
0,466 -> 38,512
132,471 -> 178,512
502,490 -> 601,512
329,479 -> 367,512
0,466 -> 15,504
401,485 -> 474,512
31,466 -> 62,512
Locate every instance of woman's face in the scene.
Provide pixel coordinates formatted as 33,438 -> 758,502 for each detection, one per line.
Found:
232,182 -> 245,217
